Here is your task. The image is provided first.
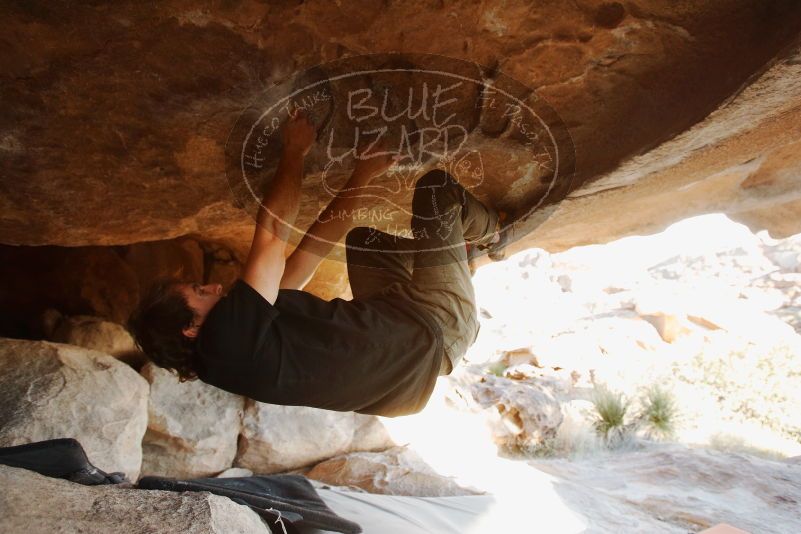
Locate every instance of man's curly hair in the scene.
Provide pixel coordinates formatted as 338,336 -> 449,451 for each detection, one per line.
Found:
127,277 -> 198,382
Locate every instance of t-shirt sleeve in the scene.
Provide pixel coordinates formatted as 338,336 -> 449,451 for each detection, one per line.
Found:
195,278 -> 280,362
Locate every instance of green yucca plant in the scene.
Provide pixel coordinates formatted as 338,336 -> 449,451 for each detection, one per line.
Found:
486,361 -> 507,377
638,385 -> 678,440
591,386 -> 629,442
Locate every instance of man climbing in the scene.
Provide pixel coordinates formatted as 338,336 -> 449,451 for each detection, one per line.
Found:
128,111 -> 505,417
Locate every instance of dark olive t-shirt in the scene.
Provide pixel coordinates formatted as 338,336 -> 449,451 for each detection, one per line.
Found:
194,279 -> 444,417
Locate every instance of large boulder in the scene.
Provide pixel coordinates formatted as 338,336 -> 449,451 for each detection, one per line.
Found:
140,364 -> 245,478
49,315 -> 141,364
530,444 -> 801,533
0,338 -> 148,480
453,368 -> 564,451
236,401 -> 395,473
638,311 -> 692,344
309,445 -> 801,533
0,465 -> 270,534
305,445 -> 482,497
520,35 -> 801,257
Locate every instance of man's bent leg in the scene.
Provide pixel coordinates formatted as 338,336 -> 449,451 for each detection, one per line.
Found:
407,170 -> 498,374
410,170 -> 499,268
346,226 -> 414,299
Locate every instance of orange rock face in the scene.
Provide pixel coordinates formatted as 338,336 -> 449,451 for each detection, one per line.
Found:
2,1 -> 801,297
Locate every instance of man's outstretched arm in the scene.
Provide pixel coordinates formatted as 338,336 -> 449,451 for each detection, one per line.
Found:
280,140 -> 399,290
242,112 -> 315,304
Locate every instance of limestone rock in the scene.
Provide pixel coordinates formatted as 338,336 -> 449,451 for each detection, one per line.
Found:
0,238 -> 214,340
140,363 -> 245,478
216,467 -> 254,479
0,338 -> 148,480
50,315 -> 141,363
531,444 -> 801,533
0,245 -> 139,337
500,347 -> 538,368
556,274 -> 572,292
468,223 -> 801,454
39,308 -> 63,339
0,465 -> 270,534
236,401 -> 395,473
121,237 -> 205,291
305,445 -> 482,497
639,312 -> 691,343
303,444 -> 801,533
519,36 -> 801,260
455,369 -> 564,450
3,2 -> 801,302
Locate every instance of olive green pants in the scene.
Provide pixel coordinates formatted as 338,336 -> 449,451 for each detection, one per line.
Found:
346,170 -> 499,375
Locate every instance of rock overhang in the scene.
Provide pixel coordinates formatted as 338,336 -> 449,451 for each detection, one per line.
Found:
2,0 -> 801,295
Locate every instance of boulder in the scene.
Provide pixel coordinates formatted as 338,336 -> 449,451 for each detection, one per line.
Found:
216,467 -> 254,479
763,235 -> 801,272
482,312 -> 665,390
455,369 -> 564,450
305,445 -> 482,497
50,315 -> 141,364
0,245 -> 139,338
3,3 -> 801,300
639,312 -> 691,343
236,401 -> 395,474
121,237 -> 205,291
520,37 -> 801,259
0,338 -> 148,480
530,444 -> 801,533
302,444 -> 801,533
0,465 -> 270,534
500,347 -> 539,368
140,364 -> 245,478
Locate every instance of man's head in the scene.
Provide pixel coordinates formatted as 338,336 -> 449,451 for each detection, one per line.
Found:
172,282 -> 223,338
127,279 -> 223,381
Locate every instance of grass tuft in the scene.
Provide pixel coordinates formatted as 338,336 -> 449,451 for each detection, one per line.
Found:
591,386 -> 629,443
638,386 -> 678,440
486,361 -> 507,377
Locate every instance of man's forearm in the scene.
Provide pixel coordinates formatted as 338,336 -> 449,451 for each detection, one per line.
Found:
280,169 -> 372,289
241,113 -> 313,304
256,147 -> 305,242
299,168 -> 373,254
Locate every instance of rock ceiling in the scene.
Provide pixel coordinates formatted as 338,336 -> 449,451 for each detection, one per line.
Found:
2,1 -> 801,293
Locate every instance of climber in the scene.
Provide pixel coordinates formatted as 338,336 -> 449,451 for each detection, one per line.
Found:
128,111 -> 506,417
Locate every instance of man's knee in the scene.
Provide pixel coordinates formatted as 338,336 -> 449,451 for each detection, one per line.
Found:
412,170 -> 464,214
414,169 -> 453,191
346,226 -> 372,249
345,226 -> 374,265
438,354 -> 453,376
